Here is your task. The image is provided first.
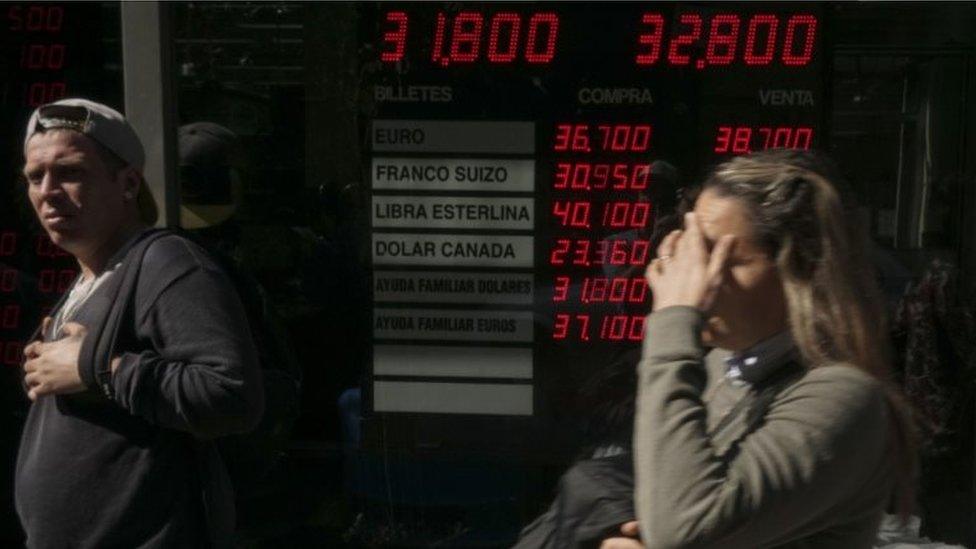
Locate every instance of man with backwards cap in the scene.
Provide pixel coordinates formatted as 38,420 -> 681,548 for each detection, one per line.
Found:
15,98 -> 264,548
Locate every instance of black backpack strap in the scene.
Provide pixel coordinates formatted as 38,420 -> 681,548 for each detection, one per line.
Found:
76,229 -> 171,398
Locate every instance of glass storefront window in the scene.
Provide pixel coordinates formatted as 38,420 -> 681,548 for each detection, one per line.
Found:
1,2 -> 974,546
172,2 -> 829,545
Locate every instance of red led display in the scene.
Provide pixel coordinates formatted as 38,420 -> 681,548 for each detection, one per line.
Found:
781,15 -> 817,66
550,238 -> 651,268
379,11 -> 408,62
744,15 -> 778,65
553,124 -> 589,152
35,240 -> 78,294
553,163 -> 650,191
606,125 -> 651,151
431,12 -> 447,65
553,276 -> 648,304
2,5 -> 85,385
635,13 -> 664,65
7,5 -> 63,32
705,15 -> 739,66
552,201 -> 652,230
552,313 -> 645,342
548,119 -> 658,342
449,12 -> 482,63
714,125 -> 814,154
523,12 -> 559,64
553,124 -> 653,153
552,201 -> 592,229
24,81 -> 66,107
666,13 -> 702,66
10,5 -> 71,106
600,201 -> 651,229
636,12 -> 817,68
487,13 -> 520,63
38,268 -> 76,294
422,11 -> 559,66
20,43 -> 65,69
379,10 -> 816,69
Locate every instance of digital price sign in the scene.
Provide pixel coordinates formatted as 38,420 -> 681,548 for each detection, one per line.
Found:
0,3 -> 116,409
378,9 -> 817,69
2,4 -> 76,108
364,2 -> 824,453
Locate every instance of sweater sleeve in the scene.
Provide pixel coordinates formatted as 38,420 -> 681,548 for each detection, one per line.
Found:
109,258 -> 264,439
633,306 -> 891,549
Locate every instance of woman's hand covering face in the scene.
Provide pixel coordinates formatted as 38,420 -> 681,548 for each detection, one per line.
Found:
645,212 -> 736,313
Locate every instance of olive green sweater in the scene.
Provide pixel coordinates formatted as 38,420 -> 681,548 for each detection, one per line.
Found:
635,307 -> 894,548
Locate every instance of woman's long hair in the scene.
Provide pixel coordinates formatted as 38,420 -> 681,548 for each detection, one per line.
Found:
702,149 -> 918,518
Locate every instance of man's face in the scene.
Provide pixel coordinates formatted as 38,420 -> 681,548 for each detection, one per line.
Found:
23,130 -> 128,256
693,188 -> 788,351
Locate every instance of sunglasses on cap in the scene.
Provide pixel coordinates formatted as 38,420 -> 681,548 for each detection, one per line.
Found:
34,104 -> 95,133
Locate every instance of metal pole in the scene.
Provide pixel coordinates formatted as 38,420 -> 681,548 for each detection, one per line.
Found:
120,2 -> 179,228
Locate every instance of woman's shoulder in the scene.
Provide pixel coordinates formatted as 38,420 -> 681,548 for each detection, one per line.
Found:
799,362 -> 883,387
775,362 -> 890,431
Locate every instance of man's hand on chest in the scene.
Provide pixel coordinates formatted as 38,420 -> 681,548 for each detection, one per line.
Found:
22,321 -> 89,401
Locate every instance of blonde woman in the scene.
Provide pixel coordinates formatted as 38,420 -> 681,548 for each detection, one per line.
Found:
603,150 -> 916,548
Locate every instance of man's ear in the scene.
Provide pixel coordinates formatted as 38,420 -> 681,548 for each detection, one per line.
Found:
119,166 -> 141,201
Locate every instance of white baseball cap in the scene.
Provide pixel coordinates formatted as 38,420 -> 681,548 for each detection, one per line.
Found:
25,98 -> 158,224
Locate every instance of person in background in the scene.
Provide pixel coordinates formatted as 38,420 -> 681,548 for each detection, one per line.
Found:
603,149 -> 917,548
513,160 -> 693,549
15,98 -> 263,548
177,121 -> 303,497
